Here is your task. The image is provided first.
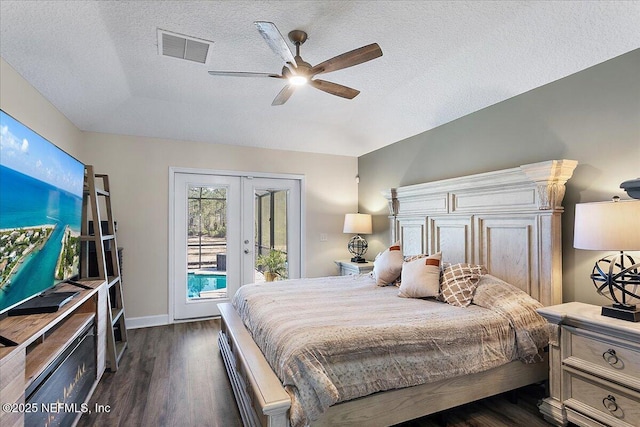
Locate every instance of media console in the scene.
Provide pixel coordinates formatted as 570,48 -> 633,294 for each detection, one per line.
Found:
0,279 -> 107,427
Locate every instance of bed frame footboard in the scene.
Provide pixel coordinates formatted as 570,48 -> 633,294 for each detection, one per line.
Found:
218,303 -> 290,427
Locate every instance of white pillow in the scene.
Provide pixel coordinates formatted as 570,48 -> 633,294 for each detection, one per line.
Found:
372,242 -> 403,286
398,252 -> 442,298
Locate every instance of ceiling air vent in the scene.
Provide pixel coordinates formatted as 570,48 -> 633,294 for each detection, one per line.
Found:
157,29 -> 213,64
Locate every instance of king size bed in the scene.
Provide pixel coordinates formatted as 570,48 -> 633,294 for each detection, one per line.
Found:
218,159 -> 578,427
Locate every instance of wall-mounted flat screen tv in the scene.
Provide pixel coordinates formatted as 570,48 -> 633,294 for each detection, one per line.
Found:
0,110 -> 85,314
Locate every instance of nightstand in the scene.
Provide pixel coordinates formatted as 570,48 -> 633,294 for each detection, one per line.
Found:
537,302 -> 640,427
334,259 -> 374,276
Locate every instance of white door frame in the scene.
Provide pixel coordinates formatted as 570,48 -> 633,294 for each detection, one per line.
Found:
168,167 -> 305,323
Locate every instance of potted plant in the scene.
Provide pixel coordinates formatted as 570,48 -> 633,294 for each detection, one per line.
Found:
256,249 -> 287,282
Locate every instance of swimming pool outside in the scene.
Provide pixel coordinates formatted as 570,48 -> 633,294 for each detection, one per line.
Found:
188,270 -> 227,299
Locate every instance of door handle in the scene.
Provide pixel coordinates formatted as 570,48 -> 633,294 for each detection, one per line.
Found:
244,249 -> 250,254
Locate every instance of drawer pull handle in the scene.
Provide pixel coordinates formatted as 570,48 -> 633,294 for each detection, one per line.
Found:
602,349 -> 620,366
602,395 -> 619,413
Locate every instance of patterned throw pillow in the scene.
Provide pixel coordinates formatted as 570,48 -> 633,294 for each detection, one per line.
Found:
440,263 -> 487,307
397,252 -> 442,298
372,242 -> 403,286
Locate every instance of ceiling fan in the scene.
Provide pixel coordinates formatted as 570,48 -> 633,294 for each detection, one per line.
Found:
208,21 -> 383,106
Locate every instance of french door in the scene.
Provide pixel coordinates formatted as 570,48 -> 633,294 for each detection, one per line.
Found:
242,177 -> 301,283
171,170 -> 302,320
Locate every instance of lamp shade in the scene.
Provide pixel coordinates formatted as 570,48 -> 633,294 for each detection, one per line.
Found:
574,200 -> 640,251
343,213 -> 372,234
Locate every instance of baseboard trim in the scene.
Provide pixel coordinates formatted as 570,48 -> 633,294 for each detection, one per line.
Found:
126,314 -> 221,329
126,314 -> 169,329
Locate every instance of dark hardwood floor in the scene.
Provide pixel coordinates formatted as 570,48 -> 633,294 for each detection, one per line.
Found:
78,319 -> 553,427
78,320 -> 241,427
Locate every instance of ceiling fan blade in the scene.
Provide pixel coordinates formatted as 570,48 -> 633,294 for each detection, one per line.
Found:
254,21 -> 297,68
310,43 -> 383,75
208,71 -> 283,78
281,65 -> 294,79
272,85 -> 297,106
310,79 -> 360,99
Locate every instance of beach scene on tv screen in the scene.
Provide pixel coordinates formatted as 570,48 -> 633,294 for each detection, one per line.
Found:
0,111 -> 84,312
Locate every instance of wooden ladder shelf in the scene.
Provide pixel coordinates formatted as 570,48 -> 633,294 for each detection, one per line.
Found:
80,165 -> 127,371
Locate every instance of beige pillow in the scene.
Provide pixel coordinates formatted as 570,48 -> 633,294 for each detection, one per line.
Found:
372,242 -> 403,286
398,252 -> 442,298
394,254 -> 430,287
440,263 -> 487,307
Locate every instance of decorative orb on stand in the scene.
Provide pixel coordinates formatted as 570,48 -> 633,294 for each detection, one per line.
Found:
590,253 -> 640,321
347,235 -> 369,263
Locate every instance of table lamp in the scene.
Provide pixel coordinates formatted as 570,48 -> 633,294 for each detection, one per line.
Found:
574,198 -> 640,322
343,213 -> 372,263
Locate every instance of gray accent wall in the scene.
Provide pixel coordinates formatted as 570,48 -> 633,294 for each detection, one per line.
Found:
358,49 -> 639,306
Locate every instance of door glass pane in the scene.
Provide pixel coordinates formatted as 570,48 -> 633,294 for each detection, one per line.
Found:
253,189 -> 289,283
187,185 -> 227,300
273,190 -> 288,252
260,194 -> 271,251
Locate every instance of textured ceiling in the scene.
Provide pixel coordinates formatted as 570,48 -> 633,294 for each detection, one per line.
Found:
1,1 -> 639,157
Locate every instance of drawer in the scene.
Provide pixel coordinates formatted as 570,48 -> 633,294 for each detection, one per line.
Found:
340,267 -> 356,276
563,369 -> 640,427
562,326 -> 640,390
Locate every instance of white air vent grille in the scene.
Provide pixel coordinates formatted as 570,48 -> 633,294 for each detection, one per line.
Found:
157,29 -> 213,64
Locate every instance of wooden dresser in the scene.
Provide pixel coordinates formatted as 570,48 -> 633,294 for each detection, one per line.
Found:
537,302 -> 640,427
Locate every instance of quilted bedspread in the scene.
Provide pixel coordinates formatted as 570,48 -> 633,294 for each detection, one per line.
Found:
232,273 -> 548,427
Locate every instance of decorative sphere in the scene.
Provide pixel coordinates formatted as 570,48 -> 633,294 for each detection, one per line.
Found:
348,235 -> 368,257
591,253 -> 640,306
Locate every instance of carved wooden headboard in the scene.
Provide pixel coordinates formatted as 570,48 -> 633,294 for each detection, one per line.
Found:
382,160 -> 577,306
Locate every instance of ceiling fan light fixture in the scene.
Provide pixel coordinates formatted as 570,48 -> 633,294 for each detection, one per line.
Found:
289,75 -> 308,86
208,22 -> 383,105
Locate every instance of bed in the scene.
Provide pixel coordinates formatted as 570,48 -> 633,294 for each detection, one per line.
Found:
218,159 -> 578,427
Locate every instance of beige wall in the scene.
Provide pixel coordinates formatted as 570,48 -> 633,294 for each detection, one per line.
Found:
79,133 -> 357,319
0,58 -> 83,157
358,49 -> 640,306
